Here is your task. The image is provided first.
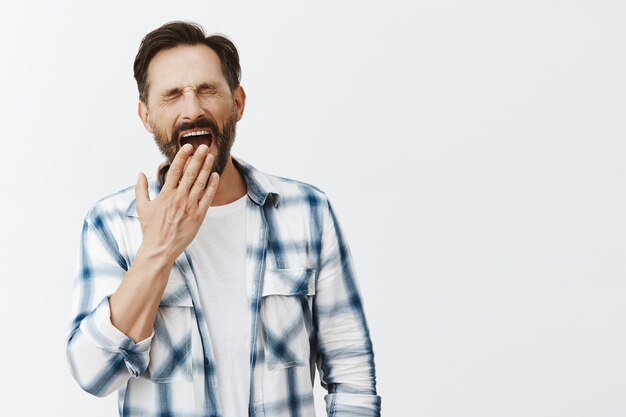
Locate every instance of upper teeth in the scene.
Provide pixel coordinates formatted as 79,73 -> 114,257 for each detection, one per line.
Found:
182,130 -> 210,138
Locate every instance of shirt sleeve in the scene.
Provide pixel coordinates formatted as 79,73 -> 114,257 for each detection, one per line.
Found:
65,213 -> 153,397
314,198 -> 382,416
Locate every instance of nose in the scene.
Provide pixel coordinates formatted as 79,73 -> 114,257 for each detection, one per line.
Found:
180,87 -> 204,121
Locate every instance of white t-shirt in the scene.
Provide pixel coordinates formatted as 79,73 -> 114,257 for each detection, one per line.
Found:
186,194 -> 250,417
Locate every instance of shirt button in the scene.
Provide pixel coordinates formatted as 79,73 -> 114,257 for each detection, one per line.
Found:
204,357 -> 209,366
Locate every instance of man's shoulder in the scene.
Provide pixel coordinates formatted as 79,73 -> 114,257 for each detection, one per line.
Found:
244,160 -> 329,207
83,180 -> 147,223
265,171 -> 326,197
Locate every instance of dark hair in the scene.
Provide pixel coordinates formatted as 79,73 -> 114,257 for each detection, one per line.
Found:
133,21 -> 241,103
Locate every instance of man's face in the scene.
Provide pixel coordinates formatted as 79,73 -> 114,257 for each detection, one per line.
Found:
138,44 -> 245,174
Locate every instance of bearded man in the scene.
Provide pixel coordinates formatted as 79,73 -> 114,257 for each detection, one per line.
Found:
66,21 -> 380,417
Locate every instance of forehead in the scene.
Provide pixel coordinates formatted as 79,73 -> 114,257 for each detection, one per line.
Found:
147,44 -> 227,94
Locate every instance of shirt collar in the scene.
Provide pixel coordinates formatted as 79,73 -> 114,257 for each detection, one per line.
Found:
126,156 -> 281,218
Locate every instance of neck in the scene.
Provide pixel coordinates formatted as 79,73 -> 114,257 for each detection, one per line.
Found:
210,156 -> 247,206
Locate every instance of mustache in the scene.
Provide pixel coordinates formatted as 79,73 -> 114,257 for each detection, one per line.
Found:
171,117 -> 219,143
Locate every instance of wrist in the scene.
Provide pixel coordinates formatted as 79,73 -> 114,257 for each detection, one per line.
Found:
135,244 -> 177,274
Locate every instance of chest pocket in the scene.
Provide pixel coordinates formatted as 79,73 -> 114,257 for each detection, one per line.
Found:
260,267 -> 317,370
143,273 -> 194,383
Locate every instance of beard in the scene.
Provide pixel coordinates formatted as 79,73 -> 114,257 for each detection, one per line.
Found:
152,107 -> 237,176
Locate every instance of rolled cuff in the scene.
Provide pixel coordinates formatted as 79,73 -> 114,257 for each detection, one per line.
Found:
325,393 -> 382,417
79,296 -> 153,377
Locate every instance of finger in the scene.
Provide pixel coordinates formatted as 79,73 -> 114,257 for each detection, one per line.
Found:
182,156 -> 192,178
162,143 -> 193,190
178,145 -> 209,193
189,152 -> 216,202
198,172 -> 220,212
135,172 -> 150,215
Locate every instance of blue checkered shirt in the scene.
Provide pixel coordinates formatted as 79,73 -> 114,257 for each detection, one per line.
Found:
66,157 -> 381,417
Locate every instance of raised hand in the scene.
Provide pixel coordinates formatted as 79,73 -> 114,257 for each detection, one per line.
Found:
134,143 -> 219,264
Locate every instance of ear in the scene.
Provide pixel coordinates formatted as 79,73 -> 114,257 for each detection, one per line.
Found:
138,101 -> 154,133
233,86 -> 246,122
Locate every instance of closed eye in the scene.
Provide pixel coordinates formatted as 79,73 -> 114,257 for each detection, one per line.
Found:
161,89 -> 182,102
197,84 -> 218,95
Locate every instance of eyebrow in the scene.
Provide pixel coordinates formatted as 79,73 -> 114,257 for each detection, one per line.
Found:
197,82 -> 219,90
161,87 -> 182,97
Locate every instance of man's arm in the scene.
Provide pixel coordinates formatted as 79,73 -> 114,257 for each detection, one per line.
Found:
66,144 -> 218,396
314,198 -> 381,417
109,144 -> 219,342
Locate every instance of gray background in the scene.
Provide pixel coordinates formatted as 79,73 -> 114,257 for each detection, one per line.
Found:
0,0 -> 625,416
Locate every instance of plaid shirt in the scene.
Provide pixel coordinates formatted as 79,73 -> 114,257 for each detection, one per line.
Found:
66,157 -> 381,417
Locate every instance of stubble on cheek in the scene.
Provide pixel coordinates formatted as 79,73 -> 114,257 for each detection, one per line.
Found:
152,126 -> 179,164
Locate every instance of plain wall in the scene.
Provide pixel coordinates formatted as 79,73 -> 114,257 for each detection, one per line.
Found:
0,1 -> 625,416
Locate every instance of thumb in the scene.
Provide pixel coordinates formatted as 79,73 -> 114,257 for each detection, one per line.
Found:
135,172 -> 150,214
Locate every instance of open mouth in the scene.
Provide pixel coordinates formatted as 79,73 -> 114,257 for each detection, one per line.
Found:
179,129 -> 214,151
